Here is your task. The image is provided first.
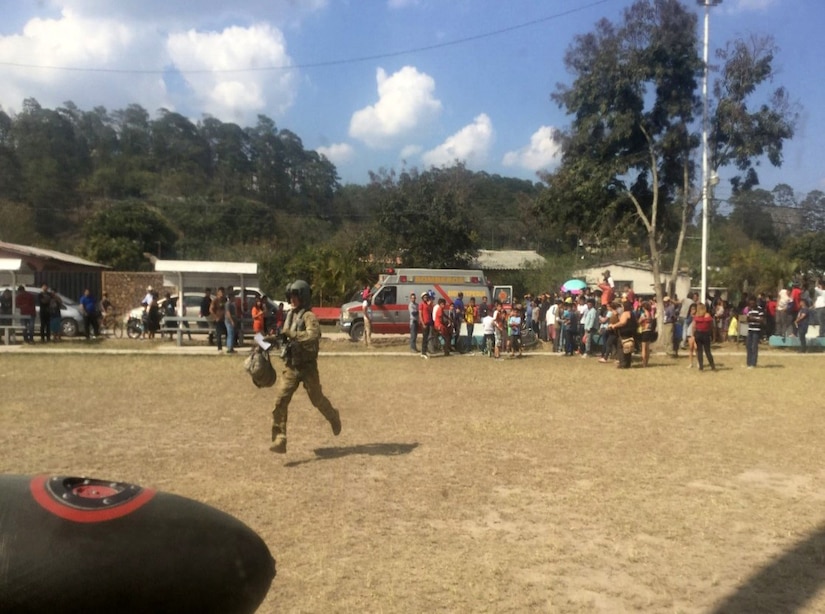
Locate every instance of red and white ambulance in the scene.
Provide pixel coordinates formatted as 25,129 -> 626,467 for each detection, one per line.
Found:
338,268 -> 511,341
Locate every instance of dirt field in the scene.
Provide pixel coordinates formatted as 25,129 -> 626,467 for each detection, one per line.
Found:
2,343 -> 825,613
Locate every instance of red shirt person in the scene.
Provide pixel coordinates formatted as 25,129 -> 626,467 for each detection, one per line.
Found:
418,292 -> 434,358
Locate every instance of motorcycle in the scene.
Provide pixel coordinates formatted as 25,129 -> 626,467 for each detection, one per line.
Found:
126,316 -> 146,339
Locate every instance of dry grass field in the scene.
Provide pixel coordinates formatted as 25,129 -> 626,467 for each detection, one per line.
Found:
2,341 -> 825,613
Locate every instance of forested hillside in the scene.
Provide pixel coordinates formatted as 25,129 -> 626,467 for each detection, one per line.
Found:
1,97 -> 822,304
0,99 -> 544,296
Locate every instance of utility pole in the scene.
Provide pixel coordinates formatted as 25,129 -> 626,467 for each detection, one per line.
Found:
698,0 -> 722,306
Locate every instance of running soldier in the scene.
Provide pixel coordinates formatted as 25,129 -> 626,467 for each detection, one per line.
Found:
266,280 -> 341,454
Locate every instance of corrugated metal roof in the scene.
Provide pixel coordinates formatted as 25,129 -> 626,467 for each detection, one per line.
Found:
0,241 -> 109,268
472,249 -> 546,270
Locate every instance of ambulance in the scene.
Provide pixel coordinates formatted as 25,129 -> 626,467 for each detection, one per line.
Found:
338,268 -> 512,341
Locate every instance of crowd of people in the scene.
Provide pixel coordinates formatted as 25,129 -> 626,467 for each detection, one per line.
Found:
551,275 -> 821,365
410,290 -> 527,359
404,270 -> 824,367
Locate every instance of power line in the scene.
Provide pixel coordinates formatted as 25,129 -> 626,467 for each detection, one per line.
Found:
0,1 -> 614,75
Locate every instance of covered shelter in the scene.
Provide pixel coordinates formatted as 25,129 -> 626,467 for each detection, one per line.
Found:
0,258 -> 28,344
0,257 -> 30,288
0,240 -> 108,300
154,259 -> 259,313
152,260 -> 260,346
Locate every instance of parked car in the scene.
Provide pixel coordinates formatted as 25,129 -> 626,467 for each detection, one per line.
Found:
0,286 -> 86,337
128,288 -> 288,336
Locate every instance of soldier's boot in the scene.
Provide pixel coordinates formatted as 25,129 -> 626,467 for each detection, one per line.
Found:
269,434 -> 287,454
329,409 -> 342,436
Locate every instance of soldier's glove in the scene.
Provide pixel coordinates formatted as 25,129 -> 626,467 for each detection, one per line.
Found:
282,329 -> 296,340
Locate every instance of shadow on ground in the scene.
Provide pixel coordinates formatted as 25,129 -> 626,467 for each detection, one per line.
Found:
711,519 -> 825,613
284,442 -> 419,467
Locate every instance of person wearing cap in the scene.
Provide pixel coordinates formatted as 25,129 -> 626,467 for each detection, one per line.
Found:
142,286 -> 154,308
604,270 -> 615,291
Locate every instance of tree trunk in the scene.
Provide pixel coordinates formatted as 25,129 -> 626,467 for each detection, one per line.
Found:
668,159 -> 696,300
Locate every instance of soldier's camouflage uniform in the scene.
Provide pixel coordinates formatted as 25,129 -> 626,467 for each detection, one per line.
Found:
269,308 -> 340,445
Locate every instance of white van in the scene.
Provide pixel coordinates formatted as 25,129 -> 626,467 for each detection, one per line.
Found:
338,268 -> 511,341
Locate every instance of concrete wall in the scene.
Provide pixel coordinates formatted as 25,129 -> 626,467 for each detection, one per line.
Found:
101,271 -> 172,316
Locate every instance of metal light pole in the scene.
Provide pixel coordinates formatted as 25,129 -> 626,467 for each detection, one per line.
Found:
698,0 -> 721,306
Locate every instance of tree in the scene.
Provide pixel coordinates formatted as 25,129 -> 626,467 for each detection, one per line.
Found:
82,200 -> 178,270
786,233 -> 825,275
247,115 -> 288,208
728,188 -> 779,248
110,104 -> 156,197
12,98 -> 88,236
150,109 -> 211,196
800,190 -> 825,233
549,0 -> 702,322
711,35 -> 798,192
544,0 -> 798,313
370,167 -> 479,268
0,108 -> 22,201
728,242 -> 799,294
199,117 -> 253,201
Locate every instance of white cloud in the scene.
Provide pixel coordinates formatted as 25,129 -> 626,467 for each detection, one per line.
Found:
502,126 -> 562,172
0,9 -> 172,114
400,144 -> 423,160
46,1 -> 329,28
349,66 -> 442,148
0,4 -> 309,125
167,24 -> 297,122
421,113 -> 494,168
316,142 -> 355,165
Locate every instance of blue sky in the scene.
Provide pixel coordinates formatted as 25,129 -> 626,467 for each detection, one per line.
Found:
0,0 -> 821,203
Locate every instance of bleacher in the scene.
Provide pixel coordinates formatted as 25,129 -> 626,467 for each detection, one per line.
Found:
767,324 -> 823,348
